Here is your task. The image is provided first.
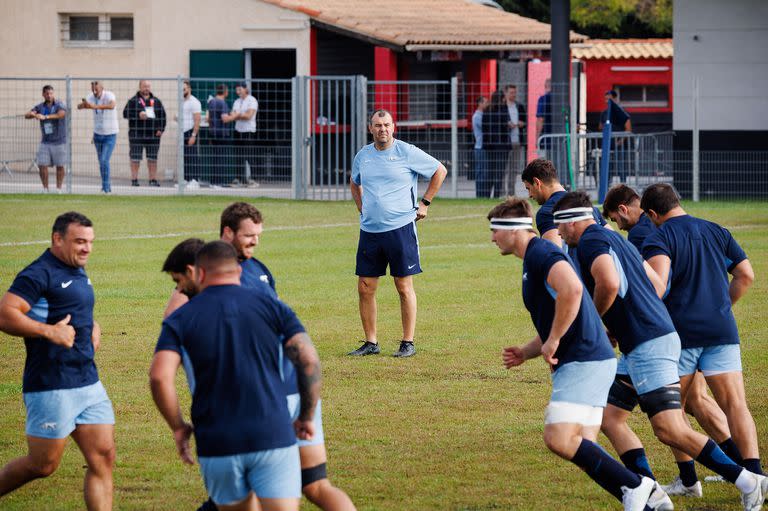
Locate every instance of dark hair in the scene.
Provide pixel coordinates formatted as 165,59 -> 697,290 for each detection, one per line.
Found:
602,184 -> 640,217
476,96 -> 487,105
369,109 -> 393,124
195,240 -> 238,270
487,196 -> 533,225
52,211 -> 92,236
183,80 -> 191,88
216,83 -> 228,95
162,238 -> 205,273
522,158 -> 558,185
490,89 -> 505,107
640,183 -> 680,216
220,202 -> 263,236
606,90 -> 618,98
552,191 -> 592,213
42,85 -> 54,93
504,84 -> 517,92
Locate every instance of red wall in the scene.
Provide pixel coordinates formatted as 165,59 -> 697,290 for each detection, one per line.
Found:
584,57 -> 673,114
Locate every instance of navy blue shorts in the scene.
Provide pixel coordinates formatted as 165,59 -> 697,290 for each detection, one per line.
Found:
356,222 -> 422,278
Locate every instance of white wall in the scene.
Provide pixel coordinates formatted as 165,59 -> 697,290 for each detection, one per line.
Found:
673,0 -> 768,130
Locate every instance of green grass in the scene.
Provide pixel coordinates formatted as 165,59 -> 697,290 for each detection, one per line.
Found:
0,195 -> 766,510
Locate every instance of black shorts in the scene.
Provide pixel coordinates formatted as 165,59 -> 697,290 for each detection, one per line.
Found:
356,222 -> 421,278
129,139 -> 160,161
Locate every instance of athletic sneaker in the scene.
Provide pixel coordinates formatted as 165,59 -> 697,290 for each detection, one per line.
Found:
661,477 -> 702,497
393,341 -> 415,358
647,481 -> 674,511
622,476 -> 656,511
741,473 -> 767,511
347,341 -> 380,356
149,179 -> 160,187
131,179 -> 139,187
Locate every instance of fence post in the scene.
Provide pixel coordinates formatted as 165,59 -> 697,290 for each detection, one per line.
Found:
450,76 -> 458,198
176,75 -> 185,195
692,76 -> 700,202
291,75 -> 301,200
65,76 -> 73,194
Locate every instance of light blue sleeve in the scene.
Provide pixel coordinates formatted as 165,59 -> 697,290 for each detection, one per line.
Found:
351,151 -> 362,185
405,143 -> 440,179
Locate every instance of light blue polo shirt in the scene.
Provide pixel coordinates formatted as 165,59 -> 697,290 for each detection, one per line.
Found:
351,139 -> 440,233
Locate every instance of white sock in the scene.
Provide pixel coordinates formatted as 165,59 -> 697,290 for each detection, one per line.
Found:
735,469 -> 757,493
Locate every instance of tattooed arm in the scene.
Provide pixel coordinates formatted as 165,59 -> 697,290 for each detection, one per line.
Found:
283,331 -> 322,440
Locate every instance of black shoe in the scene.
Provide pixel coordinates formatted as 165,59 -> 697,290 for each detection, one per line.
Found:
196,498 -> 218,511
393,341 -> 415,358
347,341 -> 380,356
131,179 -> 139,187
149,179 -> 160,187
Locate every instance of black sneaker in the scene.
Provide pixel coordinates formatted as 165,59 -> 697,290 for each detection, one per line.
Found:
149,179 -> 160,187
196,498 -> 218,511
131,179 -> 139,187
347,341 -> 380,356
393,341 -> 415,358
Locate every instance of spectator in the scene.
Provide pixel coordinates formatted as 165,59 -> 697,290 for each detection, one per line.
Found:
536,78 -> 553,159
123,80 -> 166,187
481,90 -> 508,198
472,96 -> 488,198
223,82 -> 258,186
78,81 -> 118,194
180,80 -> 201,186
599,90 -> 632,182
206,84 -> 231,186
504,85 -> 526,196
25,85 -> 67,193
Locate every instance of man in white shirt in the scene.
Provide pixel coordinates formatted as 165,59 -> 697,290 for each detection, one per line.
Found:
78,81 -> 118,194
223,82 -> 258,186
181,81 -> 202,185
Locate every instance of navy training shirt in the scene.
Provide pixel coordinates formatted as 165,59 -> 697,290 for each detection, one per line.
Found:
642,215 -> 747,348
536,190 -> 607,237
628,213 -> 656,252
8,249 -> 98,392
156,284 -> 306,457
576,224 -> 676,355
522,237 -> 615,370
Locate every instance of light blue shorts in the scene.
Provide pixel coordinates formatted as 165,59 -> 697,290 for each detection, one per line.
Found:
625,332 -> 681,395
286,395 -> 324,447
616,353 -> 628,376
678,344 -> 742,377
23,381 -> 114,439
199,444 -> 301,504
550,358 -> 617,407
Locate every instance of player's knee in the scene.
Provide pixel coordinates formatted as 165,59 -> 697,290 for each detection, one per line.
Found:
357,280 -> 375,296
29,458 -> 60,478
542,430 -> 569,457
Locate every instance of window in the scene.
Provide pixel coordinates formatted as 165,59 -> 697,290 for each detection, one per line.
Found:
60,14 -> 133,48
614,85 -> 669,108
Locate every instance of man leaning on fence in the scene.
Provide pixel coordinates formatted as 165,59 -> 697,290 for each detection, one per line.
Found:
78,81 -> 118,194
123,80 -> 166,187
26,85 -> 67,194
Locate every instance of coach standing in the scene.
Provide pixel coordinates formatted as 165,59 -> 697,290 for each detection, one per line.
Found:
25,85 -> 67,193
0,212 -> 115,509
123,80 -> 166,187
348,110 -> 447,358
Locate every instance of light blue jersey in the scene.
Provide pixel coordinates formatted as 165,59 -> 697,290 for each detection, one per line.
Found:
351,139 -> 440,233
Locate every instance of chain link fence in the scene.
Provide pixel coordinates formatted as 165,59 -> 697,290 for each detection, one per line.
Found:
1,77 -> 765,200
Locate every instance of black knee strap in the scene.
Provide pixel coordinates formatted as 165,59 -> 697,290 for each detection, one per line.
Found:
638,384 -> 681,418
607,375 -> 639,412
301,462 -> 327,487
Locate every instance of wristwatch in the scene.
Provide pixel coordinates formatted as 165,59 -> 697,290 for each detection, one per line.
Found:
421,197 -> 431,206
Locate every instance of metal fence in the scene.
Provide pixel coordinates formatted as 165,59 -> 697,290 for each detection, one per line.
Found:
1,77 -> 766,200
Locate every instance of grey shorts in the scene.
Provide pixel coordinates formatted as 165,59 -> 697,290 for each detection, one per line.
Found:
37,143 -> 68,167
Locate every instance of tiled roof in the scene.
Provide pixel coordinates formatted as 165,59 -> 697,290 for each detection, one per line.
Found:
573,39 -> 673,60
262,0 -> 587,50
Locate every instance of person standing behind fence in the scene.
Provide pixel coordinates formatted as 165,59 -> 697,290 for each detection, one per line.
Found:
207,84 -> 231,186
504,85 -> 526,196
78,81 -> 118,194
472,96 -> 488,198
481,90 -> 509,198
123,80 -> 166,187
536,78 -> 553,160
223,82 -> 257,187
181,81 -> 201,186
26,85 -> 67,194
599,90 -> 632,183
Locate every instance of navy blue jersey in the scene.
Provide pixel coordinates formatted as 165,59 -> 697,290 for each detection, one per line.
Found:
577,224 -> 676,355
536,190 -> 607,236
522,238 -> 615,369
628,213 -> 656,252
156,285 -> 305,457
8,250 -> 98,392
642,215 -> 747,348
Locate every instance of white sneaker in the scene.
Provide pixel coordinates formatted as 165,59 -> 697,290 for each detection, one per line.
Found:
187,179 -> 200,190
622,476 -> 656,511
661,476 -> 703,497
741,473 -> 767,511
56,188 -> 63,194
647,481 -> 674,511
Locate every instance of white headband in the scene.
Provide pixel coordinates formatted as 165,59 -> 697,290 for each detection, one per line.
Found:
553,207 -> 594,224
489,217 -> 534,230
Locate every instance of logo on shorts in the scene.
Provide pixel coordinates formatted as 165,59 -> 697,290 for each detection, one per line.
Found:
61,280 -> 73,288
408,264 -> 417,269
41,422 -> 57,431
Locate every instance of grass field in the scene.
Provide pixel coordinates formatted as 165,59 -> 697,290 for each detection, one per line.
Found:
0,195 -> 766,510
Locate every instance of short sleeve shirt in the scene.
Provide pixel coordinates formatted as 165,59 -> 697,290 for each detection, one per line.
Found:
642,215 -> 747,348
600,100 -> 631,130
32,101 -> 67,144
233,95 -> 258,133
536,190 -> 607,236
536,92 -> 552,135
522,238 -> 615,370
182,95 -> 202,133
8,250 -> 98,392
576,224 -> 676,354
156,285 -> 305,457
351,139 -> 440,233
87,91 -> 119,135
207,97 -> 229,138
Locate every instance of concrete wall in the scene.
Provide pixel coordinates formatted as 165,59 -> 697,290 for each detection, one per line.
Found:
673,0 -> 768,131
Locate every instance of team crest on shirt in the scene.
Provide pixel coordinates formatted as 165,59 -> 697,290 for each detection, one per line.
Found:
260,275 -> 269,284
522,272 -> 528,281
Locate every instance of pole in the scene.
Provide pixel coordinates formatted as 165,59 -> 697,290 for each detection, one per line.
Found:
450,76 -> 458,198
176,75 -> 185,195
692,76 -> 700,202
